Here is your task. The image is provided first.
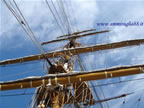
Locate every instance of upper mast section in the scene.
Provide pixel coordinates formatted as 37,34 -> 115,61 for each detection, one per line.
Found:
41,29 -> 109,45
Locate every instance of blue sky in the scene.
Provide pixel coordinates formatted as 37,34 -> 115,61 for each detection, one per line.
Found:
0,0 -> 144,108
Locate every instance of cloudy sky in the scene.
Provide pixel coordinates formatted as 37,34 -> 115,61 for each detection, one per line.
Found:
0,0 -> 144,108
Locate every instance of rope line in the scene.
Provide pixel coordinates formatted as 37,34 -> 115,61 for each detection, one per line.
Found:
45,0 -> 65,35
3,0 -> 52,66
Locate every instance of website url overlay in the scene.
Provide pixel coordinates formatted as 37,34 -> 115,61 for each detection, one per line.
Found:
96,21 -> 144,27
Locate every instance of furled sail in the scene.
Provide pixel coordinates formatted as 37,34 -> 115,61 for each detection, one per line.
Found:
0,64 -> 144,91
41,30 -> 109,45
56,29 -> 97,38
0,39 -> 144,66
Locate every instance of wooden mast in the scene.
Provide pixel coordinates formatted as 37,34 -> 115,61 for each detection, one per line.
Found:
41,30 -> 109,45
0,39 -> 144,66
1,64 -> 144,91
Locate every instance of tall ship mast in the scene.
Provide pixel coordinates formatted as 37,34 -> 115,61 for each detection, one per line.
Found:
0,0 -> 144,108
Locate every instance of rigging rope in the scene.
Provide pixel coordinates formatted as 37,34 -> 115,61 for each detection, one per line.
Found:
134,87 -> 144,108
63,0 -> 75,33
45,0 -> 65,35
8,0 -> 22,21
56,0 -> 73,34
121,78 -> 134,108
76,55 -> 104,108
3,0 -> 53,66
50,0 -> 67,33
0,68 -> 42,79
68,0 -> 79,31
1,89 -> 143,106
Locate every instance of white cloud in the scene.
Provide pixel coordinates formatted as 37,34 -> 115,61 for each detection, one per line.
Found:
0,0 -> 99,49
